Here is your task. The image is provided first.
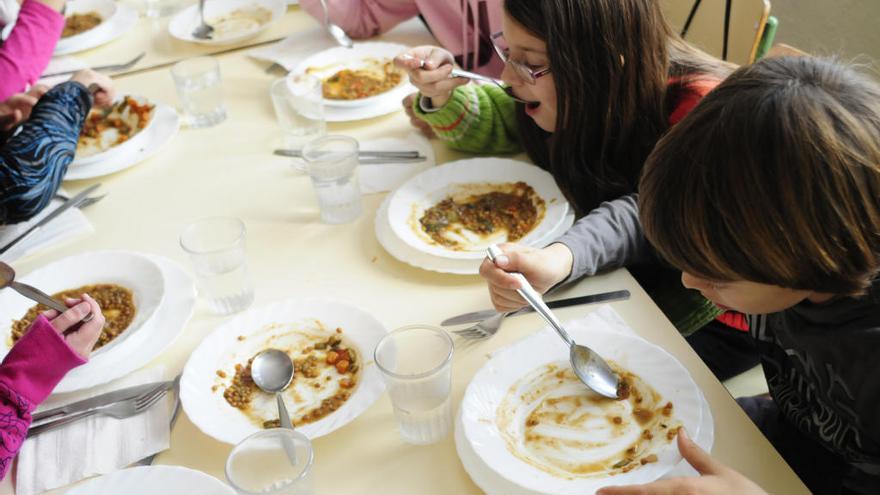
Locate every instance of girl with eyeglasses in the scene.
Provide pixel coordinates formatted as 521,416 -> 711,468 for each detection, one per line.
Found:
397,0 -> 754,380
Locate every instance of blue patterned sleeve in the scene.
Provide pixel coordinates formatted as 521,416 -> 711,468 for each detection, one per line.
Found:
0,82 -> 92,224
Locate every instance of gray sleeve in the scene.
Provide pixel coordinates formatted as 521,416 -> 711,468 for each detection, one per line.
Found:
553,193 -> 653,283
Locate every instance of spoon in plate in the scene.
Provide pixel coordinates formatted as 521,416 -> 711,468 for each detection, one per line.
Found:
192,0 -> 214,40
0,262 -> 93,322
251,349 -> 298,463
486,245 -> 621,399
317,0 -> 353,48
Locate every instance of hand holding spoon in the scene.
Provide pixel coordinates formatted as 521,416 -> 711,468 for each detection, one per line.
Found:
0,262 -> 93,322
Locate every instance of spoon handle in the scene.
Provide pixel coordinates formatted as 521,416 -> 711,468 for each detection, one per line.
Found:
275,393 -> 299,465
10,281 -> 68,314
486,245 -> 575,348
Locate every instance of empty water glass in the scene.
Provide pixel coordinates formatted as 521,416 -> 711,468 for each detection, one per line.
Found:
226,429 -> 315,495
180,217 -> 254,315
302,135 -> 362,224
270,76 -> 326,171
171,57 -> 227,128
374,325 -> 454,445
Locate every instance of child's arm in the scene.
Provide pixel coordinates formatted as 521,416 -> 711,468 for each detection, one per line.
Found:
411,83 -> 521,154
297,0 -> 419,38
0,315 -> 84,478
0,0 -> 64,100
0,80 -> 91,224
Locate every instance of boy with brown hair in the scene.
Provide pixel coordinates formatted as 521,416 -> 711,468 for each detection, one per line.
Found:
600,56 -> 880,494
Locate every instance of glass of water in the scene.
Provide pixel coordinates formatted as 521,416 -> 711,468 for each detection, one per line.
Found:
374,325 -> 454,445
302,135 -> 362,224
179,217 -> 254,315
226,429 -> 315,495
270,76 -> 326,171
171,57 -> 227,128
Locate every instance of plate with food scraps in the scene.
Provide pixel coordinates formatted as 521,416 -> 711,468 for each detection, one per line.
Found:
168,0 -> 285,45
387,158 -> 569,260
72,95 -> 158,167
292,42 -> 413,109
65,101 -> 179,181
460,326 -> 703,495
0,251 -> 166,393
181,298 -> 387,445
54,0 -> 138,56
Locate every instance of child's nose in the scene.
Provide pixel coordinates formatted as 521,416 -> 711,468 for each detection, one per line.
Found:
681,272 -> 709,290
500,63 -> 523,87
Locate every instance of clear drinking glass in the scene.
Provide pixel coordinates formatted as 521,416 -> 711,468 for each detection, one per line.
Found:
179,217 -> 254,315
171,57 -> 227,128
374,325 -> 454,445
302,135 -> 362,224
226,429 -> 315,495
270,76 -> 326,171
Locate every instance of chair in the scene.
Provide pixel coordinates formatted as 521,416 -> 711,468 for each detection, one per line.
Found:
661,0 -> 772,65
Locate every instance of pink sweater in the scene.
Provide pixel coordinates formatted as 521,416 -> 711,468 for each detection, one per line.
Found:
0,0 -> 64,100
0,315 -> 84,479
299,0 -> 504,77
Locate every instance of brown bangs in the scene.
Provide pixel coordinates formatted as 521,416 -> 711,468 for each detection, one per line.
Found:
640,57 -> 880,295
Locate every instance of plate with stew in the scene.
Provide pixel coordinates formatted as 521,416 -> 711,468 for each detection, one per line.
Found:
181,298 -> 387,445
54,0 -> 137,56
387,158 -> 569,260
293,42 -> 413,109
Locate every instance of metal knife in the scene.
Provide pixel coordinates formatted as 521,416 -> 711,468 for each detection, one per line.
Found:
274,149 -> 422,159
30,379 -> 174,426
0,184 -> 101,256
440,290 -> 631,326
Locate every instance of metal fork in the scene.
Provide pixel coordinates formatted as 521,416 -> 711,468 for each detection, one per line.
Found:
28,387 -> 168,438
54,191 -> 106,208
452,312 -> 509,340
40,53 -> 146,79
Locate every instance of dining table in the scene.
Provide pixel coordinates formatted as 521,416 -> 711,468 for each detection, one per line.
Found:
0,4 -> 810,494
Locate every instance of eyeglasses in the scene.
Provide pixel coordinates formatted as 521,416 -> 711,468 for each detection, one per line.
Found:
490,32 -> 551,85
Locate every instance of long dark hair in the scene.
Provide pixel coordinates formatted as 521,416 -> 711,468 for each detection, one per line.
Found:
504,0 -> 732,215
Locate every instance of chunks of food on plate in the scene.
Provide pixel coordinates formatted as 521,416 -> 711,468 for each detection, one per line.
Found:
77,96 -> 155,158
418,181 -> 545,249
62,12 -> 103,38
208,7 -> 272,40
219,327 -> 360,428
311,59 -> 403,100
497,361 -> 681,478
10,284 -> 136,350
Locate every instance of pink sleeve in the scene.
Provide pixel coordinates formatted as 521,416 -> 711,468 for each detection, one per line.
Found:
0,315 -> 84,479
298,0 -> 419,38
0,0 -> 64,100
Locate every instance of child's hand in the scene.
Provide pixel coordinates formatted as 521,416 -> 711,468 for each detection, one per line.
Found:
70,69 -> 116,107
43,294 -> 106,359
479,243 -> 574,311
596,430 -> 768,495
401,93 -> 436,138
0,86 -> 47,132
394,46 -> 468,108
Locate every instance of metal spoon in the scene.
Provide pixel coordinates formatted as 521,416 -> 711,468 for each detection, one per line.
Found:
192,0 -> 214,40
0,262 -> 93,322
250,349 -> 298,463
486,245 -> 620,399
317,0 -> 353,48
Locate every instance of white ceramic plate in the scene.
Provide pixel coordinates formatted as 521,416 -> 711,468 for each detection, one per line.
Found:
54,0 -> 137,56
72,96 -> 160,168
387,158 -> 569,260
376,192 -> 574,275
169,0 -> 285,45
455,389 -> 714,495
64,465 -> 235,495
0,252 -> 166,393
64,103 -> 179,181
181,298 -> 387,445
293,42 -> 413,109
461,328 -> 703,495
